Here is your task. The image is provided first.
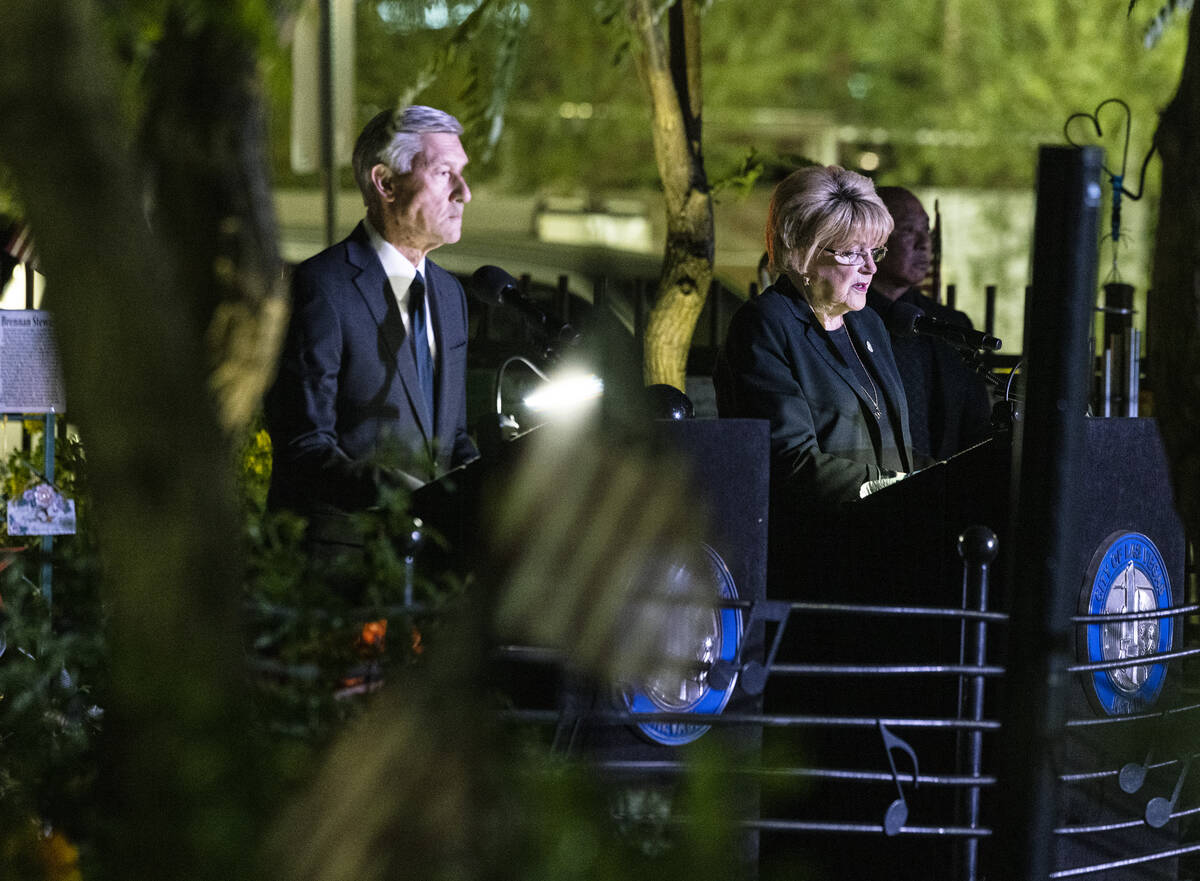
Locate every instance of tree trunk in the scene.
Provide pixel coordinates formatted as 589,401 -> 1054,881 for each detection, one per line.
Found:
141,6 -> 290,434
0,3 -> 279,879
1149,8 -> 1200,542
630,0 -> 714,391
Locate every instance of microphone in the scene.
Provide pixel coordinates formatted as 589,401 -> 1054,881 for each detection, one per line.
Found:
470,265 -> 581,349
887,301 -> 1002,352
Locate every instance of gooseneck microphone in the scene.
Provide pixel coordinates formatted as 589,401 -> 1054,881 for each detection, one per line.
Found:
470,265 -> 581,350
887,301 -> 1002,352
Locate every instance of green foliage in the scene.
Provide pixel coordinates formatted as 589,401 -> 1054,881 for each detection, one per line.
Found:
1,0 -> 1193,207
399,0 -> 531,163
0,167 -> 20,218
237,436 -> 466,803
500,744 -> 751,881
1138,0 -> 1195,48
0,424 -> 764,880
0,418 -> 470,874
316,0 -> 1191,196
351,0 -> 532,178
0,565 -> 104,852
711,148 -> 765,198
697,0 -> 1187,189
235,419 -> 273,517
711,149 -> 822,200
0,424 -> 103,874
0,425 -> 87,546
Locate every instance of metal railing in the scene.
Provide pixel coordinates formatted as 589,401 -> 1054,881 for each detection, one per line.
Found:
487,521 -> 1199,880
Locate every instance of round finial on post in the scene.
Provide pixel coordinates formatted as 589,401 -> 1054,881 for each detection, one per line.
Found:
958,525 -> 998,564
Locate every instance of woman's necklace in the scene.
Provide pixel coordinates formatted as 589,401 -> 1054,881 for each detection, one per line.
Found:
846,333 -> 882,420
805,290 -> 882,420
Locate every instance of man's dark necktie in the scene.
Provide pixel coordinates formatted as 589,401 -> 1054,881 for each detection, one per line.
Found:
410,272 -> 434,419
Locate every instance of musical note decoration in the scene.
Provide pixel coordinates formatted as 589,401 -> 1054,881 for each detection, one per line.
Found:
1119,709 -> 1170,795
707,598 -> 791,695
1145,755 -> 1191,829
879,721 -> 920,837
1119,747 -> 1153,795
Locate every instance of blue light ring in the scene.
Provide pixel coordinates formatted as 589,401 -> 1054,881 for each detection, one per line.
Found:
621,544 -> 744,746
1079,531 -> 1173,716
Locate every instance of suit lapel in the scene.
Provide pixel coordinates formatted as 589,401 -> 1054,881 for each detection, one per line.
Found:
782,282 -> 867,406
782,279 -> 914,472
346,224 -> 434,438
846,312 -> 914,472
425,262 -> 467,454
425,267 -> 448,432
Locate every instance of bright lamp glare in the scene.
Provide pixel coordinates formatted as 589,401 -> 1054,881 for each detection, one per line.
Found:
523,373 -> 604,414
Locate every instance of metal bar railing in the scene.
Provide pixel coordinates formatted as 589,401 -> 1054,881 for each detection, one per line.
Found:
1069,602 -> 1200,624
1067,645 -> 1200,674
1055,802 -> 1200,835
1049,842 -> 1200,878
770,662 -> 1005,677
788,601 -> 1008,623
1065,701 -> 1200,729
590,761 -> 998,790
481,517 -> 1195,877
746,818 -> 992,838
498,708 -> 1002,732
957,526 -> 998,881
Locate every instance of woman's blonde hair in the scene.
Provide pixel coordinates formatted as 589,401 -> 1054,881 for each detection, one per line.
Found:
765,165 -> 893,279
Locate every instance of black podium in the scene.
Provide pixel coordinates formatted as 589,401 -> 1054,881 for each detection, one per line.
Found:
413,414 -> 1192,879
756,417 -> 1191,881
413,417 -> 771,871
851,417 -> 1184,603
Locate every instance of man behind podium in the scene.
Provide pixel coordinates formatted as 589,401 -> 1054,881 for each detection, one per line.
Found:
867,186 -> 992,462
265,105 -> 478,547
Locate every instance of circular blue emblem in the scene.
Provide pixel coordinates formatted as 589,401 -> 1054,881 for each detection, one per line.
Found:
618,544 -> 743,746
1080,531 -> 1173,716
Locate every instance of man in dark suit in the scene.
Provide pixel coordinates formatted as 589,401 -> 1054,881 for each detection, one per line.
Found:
265,105 -> 478,543
867,187 -> 992,463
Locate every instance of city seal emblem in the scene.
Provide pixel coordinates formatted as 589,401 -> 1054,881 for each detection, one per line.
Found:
1079,531 -> 1173,717
617,543 -> 743,746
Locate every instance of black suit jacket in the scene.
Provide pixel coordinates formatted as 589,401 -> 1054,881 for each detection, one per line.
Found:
718,276 -> 914,509
265,222 -> 477,529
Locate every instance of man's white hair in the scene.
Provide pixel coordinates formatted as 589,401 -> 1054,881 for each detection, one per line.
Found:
352,105 -> 464,206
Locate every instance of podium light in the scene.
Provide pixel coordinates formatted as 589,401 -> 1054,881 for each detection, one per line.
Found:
522,372 -> 603,416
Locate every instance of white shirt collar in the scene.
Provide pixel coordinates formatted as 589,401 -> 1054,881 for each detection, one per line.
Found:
363,218 -> 427,300
362,218 -> 435,358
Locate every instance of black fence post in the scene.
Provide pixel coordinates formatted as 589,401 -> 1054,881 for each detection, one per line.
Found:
709,279 -> 722,350
958,525 -> 999,881
997,145 -> 1102,880
984,285 -> 997,339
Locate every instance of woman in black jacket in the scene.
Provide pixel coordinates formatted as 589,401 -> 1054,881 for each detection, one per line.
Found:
720,164 -> 914,512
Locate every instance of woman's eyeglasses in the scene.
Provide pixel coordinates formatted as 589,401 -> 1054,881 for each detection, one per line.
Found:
822,246 -> 887,266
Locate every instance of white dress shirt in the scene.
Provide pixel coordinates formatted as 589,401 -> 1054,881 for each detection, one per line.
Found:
363,218 -> 437,363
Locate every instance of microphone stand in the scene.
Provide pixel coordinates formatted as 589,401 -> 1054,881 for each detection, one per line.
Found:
978,357 -> 1024,435
469,264 -> 591,454
534,326 -> 582,363
957,346 -> 997,382
952,345 -> 1024,436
